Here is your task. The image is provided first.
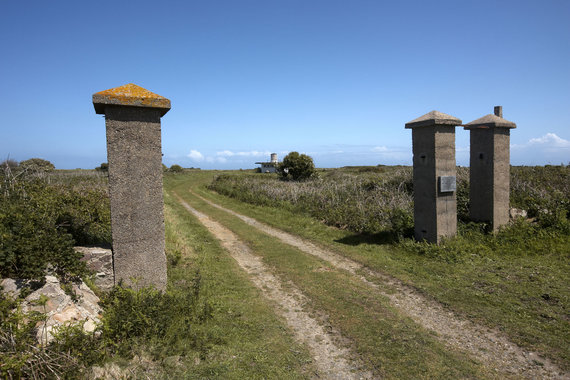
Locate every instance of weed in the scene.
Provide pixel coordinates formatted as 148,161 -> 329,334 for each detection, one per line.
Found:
209,167 -> 414,237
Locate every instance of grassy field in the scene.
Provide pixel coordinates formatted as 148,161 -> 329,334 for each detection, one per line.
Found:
167,167 -> 570,373
161,190 -> 317,378
2,166 -> 567,378
1,169 -> 318,379
166,173 -> 492,379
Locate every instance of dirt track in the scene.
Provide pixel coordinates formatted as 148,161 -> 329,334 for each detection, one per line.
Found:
185,189 -> 568,380
175,193 -> 373,380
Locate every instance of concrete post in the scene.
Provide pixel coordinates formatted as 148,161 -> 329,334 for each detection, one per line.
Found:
405,111 -> 462,243
464,108 -> 516,231
93,83 -> 170,290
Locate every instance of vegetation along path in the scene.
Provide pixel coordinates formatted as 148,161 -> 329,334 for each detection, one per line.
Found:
174,193 -> 372,380
179,187 -> 567,380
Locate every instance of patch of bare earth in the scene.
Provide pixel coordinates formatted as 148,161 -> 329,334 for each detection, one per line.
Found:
191,189 -> 568,380
174,194 -> 373,380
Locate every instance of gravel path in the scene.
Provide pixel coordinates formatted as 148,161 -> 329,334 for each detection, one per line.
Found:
190,189 -> 568,380
175,193 -> 373,380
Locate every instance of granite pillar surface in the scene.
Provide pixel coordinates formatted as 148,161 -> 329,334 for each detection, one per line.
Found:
93,83 -> 170,290
405,111 -> 461,243
464,109 -> 516,231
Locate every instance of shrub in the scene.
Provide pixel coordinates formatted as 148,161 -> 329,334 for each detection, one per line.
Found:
278,152 -> 315,180
19,158 -> 55,174
510,165 -> 569,226
99,276 -> 214,357
209,165 -> 570,238
1,159 -> 18,171
169,164 -> 184,173
456,167 -> 470,222
55,186 -> 111,245
209,167 -> 413,236
95,162 -> 108,172
0,181 -> 87,280
0,173 -> 110,280
0,278 -> 215,378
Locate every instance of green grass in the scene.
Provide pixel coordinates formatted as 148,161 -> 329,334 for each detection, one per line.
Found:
162,184 -> 316,379
165,170 -> 570,373
167,173 -> 495,379
1,171 -> 316,379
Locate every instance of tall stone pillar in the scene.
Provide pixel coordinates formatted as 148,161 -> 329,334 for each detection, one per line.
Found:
464,107 -> 516,231
405,111 -> 461,243
93,83 -> 170,290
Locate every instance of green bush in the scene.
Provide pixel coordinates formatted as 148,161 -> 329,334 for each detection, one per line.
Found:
169,164 -> 184,173
0,181 -> 87,281
19,158 -> 55,174
55,186 -> 111,245
210,165 -> 570,239
209,167 -> 413,236
99,275 -> 214,358
278,152 -> 315,180
1,278 -> 215,379
1,159 -> 18,171
0,175 -> 110,280
510,166 -> 569,232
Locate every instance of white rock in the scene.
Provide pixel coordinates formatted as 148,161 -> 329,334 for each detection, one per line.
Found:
0,278 -> 21,299
14,276 -> 103,344
75,246 -> 114,291
510,208 -> 528,219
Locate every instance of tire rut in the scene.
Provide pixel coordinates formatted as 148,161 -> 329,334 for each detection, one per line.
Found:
190,189 -> 568,380
174,193 -> 373,380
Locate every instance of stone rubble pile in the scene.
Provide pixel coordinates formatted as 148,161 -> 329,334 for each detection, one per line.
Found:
1,276 -> 102,344
0,246 -> 113,345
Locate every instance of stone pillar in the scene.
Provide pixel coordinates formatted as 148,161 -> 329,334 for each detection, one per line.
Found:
464,108 -> 516,231
405,111 -> 461,243
93,83 -> 170,290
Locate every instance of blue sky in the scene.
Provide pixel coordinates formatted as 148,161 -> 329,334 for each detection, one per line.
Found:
1,0 -> 569,169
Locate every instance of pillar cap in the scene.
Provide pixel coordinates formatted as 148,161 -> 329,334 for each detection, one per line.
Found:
405,110 -> 462,128
93,83 -> 171,116
464,114 -> 516,129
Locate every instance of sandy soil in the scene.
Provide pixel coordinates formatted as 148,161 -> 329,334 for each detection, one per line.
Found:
189,189 -> 568,380
175,193 -> 373,380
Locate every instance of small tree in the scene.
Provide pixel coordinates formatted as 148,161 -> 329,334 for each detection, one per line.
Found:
169,164 -> 184,173
278,152 -> 315,180
95,162 -> 109,172
19,158 -> 55,173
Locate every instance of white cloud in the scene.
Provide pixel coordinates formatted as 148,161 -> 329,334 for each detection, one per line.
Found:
527,133 -> 570,148
511,133 -> 570,165
512,133 -> 570,149
187,149 -> 204,161
206,156 -> 228,163
372,146 -> 388,152
216,150 -> 271,157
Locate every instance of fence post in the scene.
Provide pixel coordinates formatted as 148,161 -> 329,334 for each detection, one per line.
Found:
93,83 -> 170,290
